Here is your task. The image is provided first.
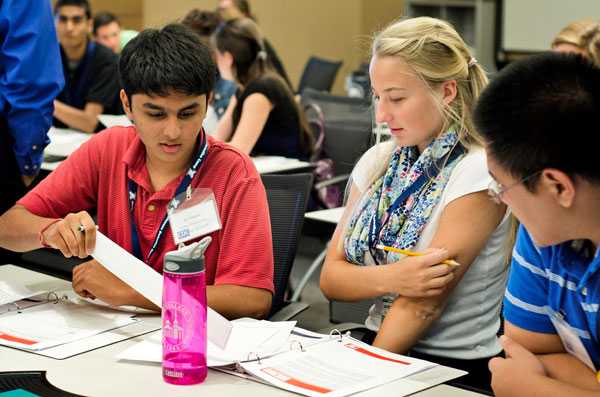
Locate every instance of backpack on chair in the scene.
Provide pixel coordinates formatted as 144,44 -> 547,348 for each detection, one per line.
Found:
305,102 -> 343,210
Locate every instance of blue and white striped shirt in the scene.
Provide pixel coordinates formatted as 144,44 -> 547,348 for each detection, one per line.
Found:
504,225 -> 600,368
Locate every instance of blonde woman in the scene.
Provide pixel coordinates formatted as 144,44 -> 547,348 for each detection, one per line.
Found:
320,17 -> 510,391
552,19 -> 600,67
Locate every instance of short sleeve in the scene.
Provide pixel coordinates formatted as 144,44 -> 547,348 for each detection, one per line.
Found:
503,225 -> 555,334
86,46 -> 120,112
351,141 -> 395,193
17,134 -> 101,218
214,175 -> 274,293
443,148 -> 491,205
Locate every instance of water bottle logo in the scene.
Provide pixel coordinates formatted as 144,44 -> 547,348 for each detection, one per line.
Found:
163,301 -> 192,353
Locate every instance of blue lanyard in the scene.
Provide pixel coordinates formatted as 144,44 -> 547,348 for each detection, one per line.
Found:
367,144 -> 465,260
128,134 -> 209,262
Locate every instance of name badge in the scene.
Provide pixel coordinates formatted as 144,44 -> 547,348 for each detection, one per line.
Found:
547,308 -> 596,371
168,188 -> 222,245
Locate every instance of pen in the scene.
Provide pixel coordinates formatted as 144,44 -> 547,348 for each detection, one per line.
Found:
375,244 -> 461,267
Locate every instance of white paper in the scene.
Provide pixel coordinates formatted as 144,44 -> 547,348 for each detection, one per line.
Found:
117,319 -> 296,366
45,127 -> 91,157
97,114 -> 133,128
0,281 -> 47,306
92,231 -> 163,308
91,231 -> 232,349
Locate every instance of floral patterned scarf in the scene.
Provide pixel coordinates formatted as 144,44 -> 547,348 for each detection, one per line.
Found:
344,129 -> 465,266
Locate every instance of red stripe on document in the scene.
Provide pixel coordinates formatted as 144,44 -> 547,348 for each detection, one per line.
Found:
344,343 -> 410,365
286,378 -> 332,394
261,367 -> 332,394
0,332 -> 37,346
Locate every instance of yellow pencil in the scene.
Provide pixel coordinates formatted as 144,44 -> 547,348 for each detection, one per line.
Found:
375,244 -> 461,267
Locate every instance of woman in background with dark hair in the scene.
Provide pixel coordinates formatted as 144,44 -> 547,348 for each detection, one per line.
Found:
213,18 -> 313,160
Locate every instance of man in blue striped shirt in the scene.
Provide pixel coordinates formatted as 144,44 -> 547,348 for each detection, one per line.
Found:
0,1 -> 64,225
474,53 -> 600,396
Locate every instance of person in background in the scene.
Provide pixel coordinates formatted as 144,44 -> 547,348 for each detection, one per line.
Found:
53,0 -> 121,133
181,9 -> 237,123
319,17 -> 510,392
0,0 -> 64,263
93,11 -> 138,54
212,18 -> 313,160
552,19 -> 600,67
0,23 -> 274,319
474,52 -> 600,397
216,0 -> 292,89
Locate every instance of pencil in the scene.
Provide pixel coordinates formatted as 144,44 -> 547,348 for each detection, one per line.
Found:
375,244 -> 461,267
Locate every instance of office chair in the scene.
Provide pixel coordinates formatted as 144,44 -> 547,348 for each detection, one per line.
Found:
290,89 -> 374,302
297,56 -> 342,94
260,173 -> 314,321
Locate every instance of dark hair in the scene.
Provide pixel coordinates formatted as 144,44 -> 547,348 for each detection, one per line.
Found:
474,52 -> 600,188
119,24 -> 216,102
233,0 -> 255,21
182,9 -> 221,38
93,11 -> 119,35
54,0 -> 91,19
212,18 -> 269,86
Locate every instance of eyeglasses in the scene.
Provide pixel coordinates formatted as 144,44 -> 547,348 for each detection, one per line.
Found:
488,171 -> 541,204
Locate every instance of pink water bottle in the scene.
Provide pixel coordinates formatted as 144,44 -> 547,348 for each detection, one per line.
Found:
162,240 -> 209,385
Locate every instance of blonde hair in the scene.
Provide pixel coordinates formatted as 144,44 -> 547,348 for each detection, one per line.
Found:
360,17 -> 488,189
552,19 -> 600,67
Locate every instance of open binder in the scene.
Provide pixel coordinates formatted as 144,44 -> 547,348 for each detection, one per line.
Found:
0,290 -> 139,352
0,265 -> 160,359
118,326 -> 465,397
227,330 -> 441,397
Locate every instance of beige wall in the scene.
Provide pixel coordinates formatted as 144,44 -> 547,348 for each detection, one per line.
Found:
143,0 -> 405,94
52,0 -> 144,30
90,0 -> 143,30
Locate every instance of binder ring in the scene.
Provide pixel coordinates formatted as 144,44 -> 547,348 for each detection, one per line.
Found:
47,291 -> 60,304
290,340 -> 305,352
329,329 -> 343,342
247,352 -> 262,365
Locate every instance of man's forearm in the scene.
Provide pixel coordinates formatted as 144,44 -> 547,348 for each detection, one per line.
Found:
207,284 -> 271,320
53,101 -> 98,133
539,353 -> 600,391
0,205 -> 56,252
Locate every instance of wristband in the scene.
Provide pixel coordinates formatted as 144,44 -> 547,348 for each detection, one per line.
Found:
38,219 -> 62,248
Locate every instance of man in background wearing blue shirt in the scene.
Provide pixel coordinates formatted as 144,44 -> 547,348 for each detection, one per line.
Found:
474,53 -> 600,397
0,0 -> 64,263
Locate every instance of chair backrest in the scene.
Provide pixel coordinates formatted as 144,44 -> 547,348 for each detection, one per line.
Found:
297,56 -> 342,93
302,88 -> 373,176
261,173 -> 313,317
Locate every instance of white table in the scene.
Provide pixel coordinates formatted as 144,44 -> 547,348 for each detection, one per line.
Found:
0,265 -> 486,397
304,206 -> 345,224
